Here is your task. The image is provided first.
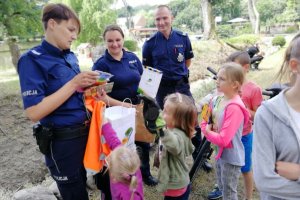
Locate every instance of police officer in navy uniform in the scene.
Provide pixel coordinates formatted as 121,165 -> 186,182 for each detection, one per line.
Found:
142,4 -> 193,109
92,25 -> 158,188
142,5 -> 212,171
17,4 -> 99,200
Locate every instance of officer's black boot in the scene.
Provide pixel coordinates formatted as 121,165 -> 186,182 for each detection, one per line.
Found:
136,141 -> 158,186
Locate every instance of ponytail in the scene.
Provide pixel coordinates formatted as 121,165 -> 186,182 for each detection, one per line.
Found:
129,175 -> 138,200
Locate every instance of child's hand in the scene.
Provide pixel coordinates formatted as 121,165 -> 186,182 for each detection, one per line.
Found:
205,124 -> 212,133
276,161 -> 300,181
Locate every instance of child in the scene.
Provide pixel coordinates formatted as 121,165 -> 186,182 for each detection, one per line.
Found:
253,33 -> 300,199
101,118 -> 144,200
201,62 -> 250,200
157,93 -> 195,200
228,51 -> 263,200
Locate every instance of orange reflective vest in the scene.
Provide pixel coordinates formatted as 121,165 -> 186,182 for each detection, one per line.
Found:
83,98 -> 111,174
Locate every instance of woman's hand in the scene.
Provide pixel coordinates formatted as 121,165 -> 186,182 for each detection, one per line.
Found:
95,88 -> 108,102
72,71 -> 99,89
123,102 -> 136,108
276,161 -> 300,181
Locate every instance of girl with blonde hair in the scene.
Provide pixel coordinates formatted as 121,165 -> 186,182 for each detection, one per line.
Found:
101,119 -> 144,200
201,62 -> 250,200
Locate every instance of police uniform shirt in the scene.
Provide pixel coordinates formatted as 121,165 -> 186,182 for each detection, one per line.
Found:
142,29 -> 194,81
92,49 -> 143,102
18,40 -> 87,128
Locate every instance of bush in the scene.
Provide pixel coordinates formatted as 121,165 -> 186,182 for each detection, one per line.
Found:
272,36 -> 286,47
124,40 -> 137,52
285,26 -> 298,33
217,24 -> 234,38
225,34 -> 260,45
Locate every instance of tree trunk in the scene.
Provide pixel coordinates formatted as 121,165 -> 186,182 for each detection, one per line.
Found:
200,0 -> 217,40
8,38 -> 21,73
248,0 -> 260,34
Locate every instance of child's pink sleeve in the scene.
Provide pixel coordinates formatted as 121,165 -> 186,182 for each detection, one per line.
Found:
205,104 -> 244,147
102,123 -> 121,150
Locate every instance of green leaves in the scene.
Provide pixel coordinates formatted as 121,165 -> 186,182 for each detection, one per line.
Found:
0,0 -> 43,39
77,0 -> 117,45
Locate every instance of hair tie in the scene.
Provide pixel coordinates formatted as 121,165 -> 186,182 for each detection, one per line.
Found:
122,172 -> 136,181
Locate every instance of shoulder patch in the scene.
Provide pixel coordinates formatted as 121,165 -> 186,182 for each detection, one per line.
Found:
174,29 -> 188,37
28,48 -> 45,58
31,49 -> 41,55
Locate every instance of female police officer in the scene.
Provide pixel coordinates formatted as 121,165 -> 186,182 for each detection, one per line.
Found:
92,25 -> 158,188
17,3 -> 99,200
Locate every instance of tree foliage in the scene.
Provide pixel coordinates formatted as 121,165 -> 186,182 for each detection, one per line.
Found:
256,0 -> 285,24
257,0 -> 299,25
54,0 -> 117,45
78,0 -> 116,45
0,0 -> 44,39
212,0 -> 243,22
277,0 -> 299,23
171,0 -> 202,32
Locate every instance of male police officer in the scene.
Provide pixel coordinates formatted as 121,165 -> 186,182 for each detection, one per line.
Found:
142,4 -> 212,171
142,5 -> 193,109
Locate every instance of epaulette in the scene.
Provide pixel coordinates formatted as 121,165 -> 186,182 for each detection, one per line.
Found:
146,33 -> 156,42
28,46 -> 44,58
174,29 -> 188,37
124,49 -> 133,54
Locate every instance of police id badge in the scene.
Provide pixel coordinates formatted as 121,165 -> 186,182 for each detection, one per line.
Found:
177,53 -> 184,62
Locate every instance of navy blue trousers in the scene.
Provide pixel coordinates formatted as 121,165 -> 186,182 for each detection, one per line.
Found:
45,136 -> 89,200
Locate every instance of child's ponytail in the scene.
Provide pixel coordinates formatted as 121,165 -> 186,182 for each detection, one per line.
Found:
129,174 -> 138,200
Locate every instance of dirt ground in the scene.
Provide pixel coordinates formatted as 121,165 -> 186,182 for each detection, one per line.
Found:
0,94 -> 48,192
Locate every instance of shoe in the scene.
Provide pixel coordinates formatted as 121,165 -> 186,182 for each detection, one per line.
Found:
208,185 -> 223,200
143,175 -> 158,186
202,159 -> 213,173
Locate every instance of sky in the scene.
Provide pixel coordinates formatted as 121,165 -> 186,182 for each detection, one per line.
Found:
113,0 -> 171,9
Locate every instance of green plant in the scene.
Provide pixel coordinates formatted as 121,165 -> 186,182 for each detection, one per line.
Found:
124,40 -> 137,52
217,24 -> 233,38
285,26 -> 299,33
225,34 -> 260,45
272,35 -> 286,47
